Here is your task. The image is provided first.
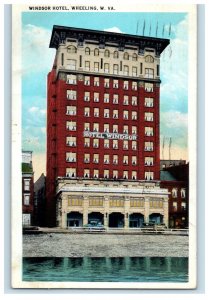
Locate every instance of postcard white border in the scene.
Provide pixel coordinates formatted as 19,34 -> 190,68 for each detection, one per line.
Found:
11,1 -> 197,289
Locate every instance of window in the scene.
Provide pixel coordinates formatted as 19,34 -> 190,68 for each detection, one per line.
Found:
140,62 -> 143,74
123,140 -> 128,150
113,170 -> 118,179
104,78 -> 110,88
109,198 -> 124,207
84,169 -> 90,178
123,80 -> 129,89
145,171 -> 154,180
84,122 -> 90,131
173,201 -> 177,211
145,112 -> 154,121
145,55 -> 154,63
132,156 -> 137,165
104,154 -> 110,164
84,91 -> 90,101
123,52 -> 129,60
68,198 -> 83,206
104,49 -> 110,57
113,79 -> 119,88
67,45 -> 77,53
94,108 -> 99,118
113,140 -> 118,149
113,155 -> 118,165
132,96 -> 137,106
89,197 -> 103,207
84,138 -> 90,147
132,82 -> 137,91
84,153 -> 90,164
23,214 -> 31,226
94,48 -> 99,56
66,106 -> 76,115
104,109 -> 109,118
123,95 -> 129,105
84,107 -> 90,117
85,47 -> 90,55
85,61 -> 90,71
145,97 -> 154,107
123,155 -> 128,165
113,94 -> 119,104
61,53 -> 64,66
24,194 -> 30,206
93,139 -> 99,148
113,64 -> 119,74
113,51 -> 119,58
67,90 -> 77,100
145,142 -> 153,151
123,110 -> 129,120
94,77 -> 99,86
104,93 -> 109,103
124,65 -> 129,76
123,125 -> 128,134
93,123 -> 99,132
130,199 -> 144,207
94,92 -> 99,102
132,53 -> 137,61
132,141 -> 137,150
66,121 -> 76,131
132,67 -> 137,76
172,188 -> 178,198
132,126 -> 137,135
93,169 -> 99,178
113,109 -> 118,119
66,152 -> 76,162
123,171 -> 128,179
132,171 -> 137,180
145,68 -> 154,78
84,76 -> 90,86
104,170 -> 109,179
145,127 -> 154,136
132,111 -> 137,120
104,140 -> 109,149
104,63 -> 109,73
181,202 -> 186,210
66,74 -> 77,84
66,136 -> 76,147
94,62 -> 99,72
145,83 -> 154,92
150,200 -> 163,208
145,157 -> 154,166
24,179 -> 30,191
66,168 -> 76,178
93,153 -> 99,163
104,124 -> 109,133
113,124 -> 118,133
66,59 -> 76,70
181,188 -> 186,198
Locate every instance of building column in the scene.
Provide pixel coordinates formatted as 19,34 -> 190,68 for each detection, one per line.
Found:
144,197 -> 150,223
83,196 -> 89,225
61,195 -> 68,229
163,197 -> 169,227
124,197 -> 130,229
104,196 -> 109,227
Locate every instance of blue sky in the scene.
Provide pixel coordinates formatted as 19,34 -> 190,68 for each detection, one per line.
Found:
21,11 -> 188,178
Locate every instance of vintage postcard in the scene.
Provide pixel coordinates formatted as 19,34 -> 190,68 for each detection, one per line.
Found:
12,1 -> 197,289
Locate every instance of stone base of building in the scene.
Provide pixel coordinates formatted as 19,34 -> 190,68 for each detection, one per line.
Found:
56,178 -> 169,229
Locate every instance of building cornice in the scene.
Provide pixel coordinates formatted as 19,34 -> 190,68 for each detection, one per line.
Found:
49,25 -> 170,55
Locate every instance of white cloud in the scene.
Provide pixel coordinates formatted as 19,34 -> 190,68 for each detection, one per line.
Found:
161,111 -> 188,129
104,27 -> 123,33
22,24 -> 55,74
29,106 -> 39,113
40,109 -> 46,115
40,127 -> 46,134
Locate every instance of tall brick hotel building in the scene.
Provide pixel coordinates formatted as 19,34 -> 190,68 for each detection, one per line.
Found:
46,25 -> 170,228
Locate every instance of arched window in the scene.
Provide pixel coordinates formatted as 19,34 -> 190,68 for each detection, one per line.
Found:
104,49 -> 110,57
123,52 -> 129,60
94,48 -> 99,56
172,188 -> 178,198
132,53 -> 137,61
181,188 -> 186,198
113,51 -> 119,58
145,55 -> 154,63
85,47 -> 90,55
67,45 -> 77,53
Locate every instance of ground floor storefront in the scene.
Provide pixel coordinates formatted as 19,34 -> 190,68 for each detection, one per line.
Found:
56,179 -> 169,229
